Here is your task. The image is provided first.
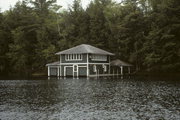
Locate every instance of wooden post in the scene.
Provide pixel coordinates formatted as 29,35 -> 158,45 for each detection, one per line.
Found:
64,67 -> 66,77
60,66 -> 61,76
73,65 -> 74,78
48,66 -> 50,77
120,66 -> 123,75
57,66 -> 60,77
60,54 -> 61,76
87,54 -> 89,77
87,64 -> 89,77
77,66 -> 79,79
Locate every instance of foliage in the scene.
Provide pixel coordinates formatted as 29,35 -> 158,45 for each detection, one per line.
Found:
0,0 -> 179,76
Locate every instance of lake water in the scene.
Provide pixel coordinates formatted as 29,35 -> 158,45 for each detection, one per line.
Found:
0,77 -> 180,120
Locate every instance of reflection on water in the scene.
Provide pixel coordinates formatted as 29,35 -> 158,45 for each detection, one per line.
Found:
0,77 -> 180,120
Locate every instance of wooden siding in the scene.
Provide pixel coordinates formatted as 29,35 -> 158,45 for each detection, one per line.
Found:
50,68 -> 57,76
66,67 -> 73,76
78,67 -> 87,76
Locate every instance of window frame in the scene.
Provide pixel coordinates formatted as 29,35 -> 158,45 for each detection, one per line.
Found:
93,65 -> 97,72
91,54 -> 107,61
103,64 -> 107,72
65,54 -> 83,61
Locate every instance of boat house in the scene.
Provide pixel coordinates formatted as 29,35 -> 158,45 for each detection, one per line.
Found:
110,59 -> 133,75
46,44 -> 114,77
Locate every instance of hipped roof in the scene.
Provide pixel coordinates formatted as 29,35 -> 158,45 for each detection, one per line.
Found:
110,59 -> 133,67
56,44 -> 114,55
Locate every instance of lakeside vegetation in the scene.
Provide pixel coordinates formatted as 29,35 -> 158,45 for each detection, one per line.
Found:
0,0 -> 179,76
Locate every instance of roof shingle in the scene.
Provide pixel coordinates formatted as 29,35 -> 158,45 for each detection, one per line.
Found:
56,44 -> 114,55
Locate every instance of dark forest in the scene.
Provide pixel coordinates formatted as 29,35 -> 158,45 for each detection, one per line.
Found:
0,0 -> 179,76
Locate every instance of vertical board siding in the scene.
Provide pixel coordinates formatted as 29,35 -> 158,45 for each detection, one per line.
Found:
78,67 -> 87,76
66,67 -> 73,76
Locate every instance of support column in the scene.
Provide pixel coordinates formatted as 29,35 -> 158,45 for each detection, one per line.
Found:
60,54 -> 62,77
60,66 -> 61,76
57,66 -> 60,77
87,54 -> 89,77
48,66 -> 50,77
120,66 -> 123,75
73,65 -> 74,78
64,67 -> 66,77
87,64 -> 89,77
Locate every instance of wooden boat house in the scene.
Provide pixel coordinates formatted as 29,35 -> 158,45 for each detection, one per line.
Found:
110,59 -> 133,75
46,44 -> 114,77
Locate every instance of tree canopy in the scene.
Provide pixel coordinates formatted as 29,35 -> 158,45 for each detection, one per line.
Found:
0,0 -> 179,76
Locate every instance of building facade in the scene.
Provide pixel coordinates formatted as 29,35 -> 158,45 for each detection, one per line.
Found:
46,44 -> 114,77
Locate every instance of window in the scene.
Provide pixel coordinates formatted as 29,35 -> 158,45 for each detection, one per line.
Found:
93,65 -> 97,72
65,54 -> 82,61
91,54 -> 107,61
103,64 -> 107,72
74,65 -> 77,72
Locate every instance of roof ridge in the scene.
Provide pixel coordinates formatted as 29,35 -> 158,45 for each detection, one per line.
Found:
56,44 -> 114,55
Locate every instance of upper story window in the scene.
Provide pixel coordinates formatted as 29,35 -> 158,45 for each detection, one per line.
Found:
65,54 -> 82,61
91,54 -> 107,61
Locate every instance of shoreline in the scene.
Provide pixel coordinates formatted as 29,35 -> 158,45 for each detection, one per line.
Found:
0,72 -> 179,81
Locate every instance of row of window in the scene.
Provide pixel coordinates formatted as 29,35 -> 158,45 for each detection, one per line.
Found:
65,54 -> 82,61
65,54 -> 107,61
91,55 -> 107,61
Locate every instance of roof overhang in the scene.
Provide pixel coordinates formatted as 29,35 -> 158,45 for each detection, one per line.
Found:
55,44 -> 114,56
110,59 -> 133,67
